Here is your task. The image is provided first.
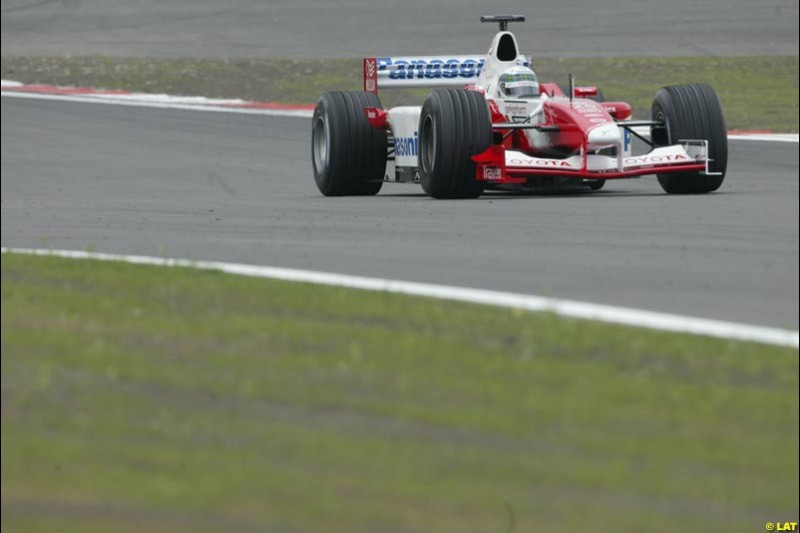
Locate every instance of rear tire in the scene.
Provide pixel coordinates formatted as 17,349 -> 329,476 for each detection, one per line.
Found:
311,91 -> 386,196
418,89 -> 491,199
651,84 -> 727,194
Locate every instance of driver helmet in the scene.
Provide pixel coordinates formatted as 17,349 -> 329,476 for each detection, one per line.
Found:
498,66 -> 540,99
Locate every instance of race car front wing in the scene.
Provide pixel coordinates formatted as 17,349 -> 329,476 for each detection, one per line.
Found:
472,137 -> 716,184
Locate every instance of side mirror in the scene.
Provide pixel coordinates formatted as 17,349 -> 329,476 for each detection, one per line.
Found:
573,86 -> 599,98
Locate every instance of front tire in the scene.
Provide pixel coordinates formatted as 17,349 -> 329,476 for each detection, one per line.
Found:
418,89 -> 491,199
651,84 -> 727,194
311,91 -> 386,196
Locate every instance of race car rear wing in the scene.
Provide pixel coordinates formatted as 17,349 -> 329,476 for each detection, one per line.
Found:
363,56 -> 485,93
363,55 -> 529,93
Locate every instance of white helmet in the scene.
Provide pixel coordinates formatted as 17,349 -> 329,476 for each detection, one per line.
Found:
498,66 -> 540,99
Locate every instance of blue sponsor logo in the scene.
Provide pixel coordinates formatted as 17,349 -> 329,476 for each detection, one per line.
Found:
395,132 -> 418,157
623,128 -> 632,152
377,57 -> 486,80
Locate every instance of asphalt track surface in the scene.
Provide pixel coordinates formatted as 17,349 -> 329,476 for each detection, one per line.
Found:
2,0 -> 798,58
2,96 -> 798,330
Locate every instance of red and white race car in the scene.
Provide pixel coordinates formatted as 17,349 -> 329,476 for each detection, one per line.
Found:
311,15 -> 727,199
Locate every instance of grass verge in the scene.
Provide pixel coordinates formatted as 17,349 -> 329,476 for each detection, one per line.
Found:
2,253 -> 798,532
2,55 -> 798,132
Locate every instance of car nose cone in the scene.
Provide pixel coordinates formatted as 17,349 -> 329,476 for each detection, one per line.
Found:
587,122 -> 621,146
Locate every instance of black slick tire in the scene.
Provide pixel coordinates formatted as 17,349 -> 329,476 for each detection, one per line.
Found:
418,89 -> 491,199
311,91 -> 386,196
650,84 -> 727,194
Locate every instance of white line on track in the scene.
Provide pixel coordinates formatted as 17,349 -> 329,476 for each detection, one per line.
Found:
628,125 -> 798,143
0,90 -> 314,118
2,89 -> 798,142
725,133 -> 800,143
3,247 -> 797,349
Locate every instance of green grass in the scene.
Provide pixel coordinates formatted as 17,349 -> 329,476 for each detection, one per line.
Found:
2,55 -> 797,132
2,253 -> 798,533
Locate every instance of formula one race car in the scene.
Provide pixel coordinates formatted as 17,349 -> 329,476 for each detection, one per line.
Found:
311,15 -> 727,199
